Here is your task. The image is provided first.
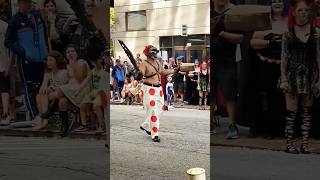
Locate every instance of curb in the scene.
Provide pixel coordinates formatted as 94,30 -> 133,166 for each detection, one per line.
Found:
0,129 -> 106,140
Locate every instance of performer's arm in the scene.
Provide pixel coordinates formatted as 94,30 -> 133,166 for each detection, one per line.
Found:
219,31 -> 243,44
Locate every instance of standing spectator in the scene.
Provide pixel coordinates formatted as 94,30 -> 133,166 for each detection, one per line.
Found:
280,0 -> 320,154
250,0 -> 287,137
63,0 -> 98,60
166,76 -> 174,109
173,56 -> 186,104
136,53 -> 142,65
5,0 -> 48,121
112,59 -> 125,102
212,0 -> 243,139
43,0 -> 66,53
0,17 -> 11,126
123,60 -> 134,77
198,61 -> 210,110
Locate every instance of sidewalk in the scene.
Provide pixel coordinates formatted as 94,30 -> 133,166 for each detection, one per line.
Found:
0,124 -> 106,140
213,117 -> 320,154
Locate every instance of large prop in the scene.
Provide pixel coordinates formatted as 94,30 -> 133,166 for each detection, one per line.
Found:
224,5 -> 271,32
118,40 -> 139,70
65,0 -> 108,59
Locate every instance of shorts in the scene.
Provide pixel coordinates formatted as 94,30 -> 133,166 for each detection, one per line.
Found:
215,65 -> 238,102
0,72 -> 10,93
174,81 -> 184,93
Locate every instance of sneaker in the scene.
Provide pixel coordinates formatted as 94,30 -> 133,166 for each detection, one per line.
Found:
0,115 -> 11,126
119,98 -> 125,103
152,136 -> 160,142
96,127 -> 104,134
74,126 -> 89,132
226,125 -> 239,139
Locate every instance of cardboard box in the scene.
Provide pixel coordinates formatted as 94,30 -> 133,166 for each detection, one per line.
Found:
180,63 -> 195,72
224,5 -> 272,32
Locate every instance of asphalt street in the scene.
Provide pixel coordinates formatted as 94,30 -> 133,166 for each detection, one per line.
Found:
0,136 -> 107,180
212,146 -> 320,180
110,105 -> 210,180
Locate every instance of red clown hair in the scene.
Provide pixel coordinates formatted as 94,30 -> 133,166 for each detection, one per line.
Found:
287,0 -> 314,29
143,45 -> 153,56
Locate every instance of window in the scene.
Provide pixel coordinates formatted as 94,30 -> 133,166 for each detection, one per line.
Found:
126,10 -> 147,31
160,36 -> 173,47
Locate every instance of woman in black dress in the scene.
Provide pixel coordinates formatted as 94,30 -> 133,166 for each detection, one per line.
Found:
250,0 -> 288,138
280,0 -> 320,153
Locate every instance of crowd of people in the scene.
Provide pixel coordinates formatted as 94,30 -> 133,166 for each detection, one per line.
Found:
0,0 -> 107,136
110,54 -> 210,110
213,0 -> 320,154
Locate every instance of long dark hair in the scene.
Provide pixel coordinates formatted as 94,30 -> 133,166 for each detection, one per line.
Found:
43,0 -> 56,8
48,50 -> 67,70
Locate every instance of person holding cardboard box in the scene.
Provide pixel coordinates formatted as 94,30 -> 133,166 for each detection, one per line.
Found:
250,0 -> 288,138
212,0 -> 244,139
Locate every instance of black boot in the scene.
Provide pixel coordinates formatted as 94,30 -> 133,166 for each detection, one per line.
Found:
300,108 -> 311,154
60,111 -> 69,137
285,110 -> 299,154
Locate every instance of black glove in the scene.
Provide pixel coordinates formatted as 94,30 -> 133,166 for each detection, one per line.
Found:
134,70 -> 143,81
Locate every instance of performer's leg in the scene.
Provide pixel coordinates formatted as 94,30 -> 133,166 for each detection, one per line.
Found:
140,85 -> 150,135
149,87 -> 164,142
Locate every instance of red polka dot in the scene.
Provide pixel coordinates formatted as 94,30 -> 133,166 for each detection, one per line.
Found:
151,116 -> 157,122
152,127 -> 158,133
141,90 -> 144,96
150,100 -> 155,107
149,88 -> 155,95
160,90 -> 163,97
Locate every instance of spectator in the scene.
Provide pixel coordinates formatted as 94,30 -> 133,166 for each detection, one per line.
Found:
5,0 -> 48,121
43,0 -> 66,53
173,56 -> 186,104
74,57 -> 107,133
0,17 -> 11,126
124,60 -> 134,77
166,76 -> 174,109
63,0 -> 98,59
33,51 -> 68,130
112,59 -> 125,102
136,53 -> 142,65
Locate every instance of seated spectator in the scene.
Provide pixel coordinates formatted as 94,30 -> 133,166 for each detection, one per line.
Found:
121,77 -> 130,104
74,57 -> 107,133
33,51 -> 68,130
128,76 -> 140,104
53,44 -> 90,136
0,18 -> 11,126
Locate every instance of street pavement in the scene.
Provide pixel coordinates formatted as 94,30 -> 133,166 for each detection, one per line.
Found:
0,136 -> 107,180
212,146 -> 320,180
110,105 -> 210,180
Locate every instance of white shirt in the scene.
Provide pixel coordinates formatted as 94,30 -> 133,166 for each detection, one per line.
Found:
0,19 -> 9,72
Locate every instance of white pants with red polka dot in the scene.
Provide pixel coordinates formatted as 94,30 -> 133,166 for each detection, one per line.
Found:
140,85 -> 165,139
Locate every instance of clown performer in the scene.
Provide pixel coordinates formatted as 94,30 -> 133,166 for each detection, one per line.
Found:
137,45 -> 180,142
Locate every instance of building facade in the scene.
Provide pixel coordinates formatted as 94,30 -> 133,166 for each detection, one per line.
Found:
112,0 -> 210,63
